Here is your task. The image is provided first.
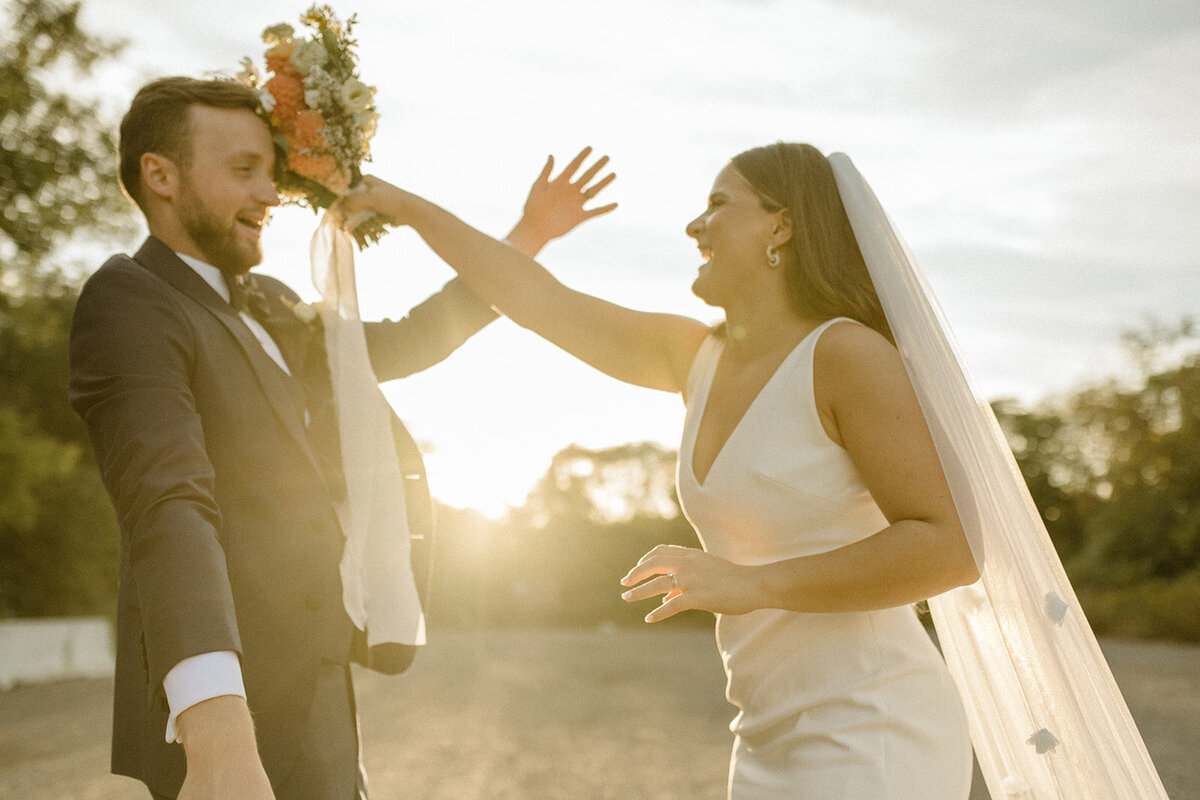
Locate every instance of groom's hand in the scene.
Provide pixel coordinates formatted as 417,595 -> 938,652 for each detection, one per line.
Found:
177,695 -> 275,799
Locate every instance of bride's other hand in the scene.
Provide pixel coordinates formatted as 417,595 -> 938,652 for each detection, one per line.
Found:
620,544 -> 759,623
508,147 -> 618,253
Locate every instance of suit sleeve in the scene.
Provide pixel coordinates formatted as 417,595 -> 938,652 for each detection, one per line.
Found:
364,277 -> 498,381
69,260 -> 241,693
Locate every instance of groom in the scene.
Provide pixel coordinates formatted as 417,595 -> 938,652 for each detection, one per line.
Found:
69,76 -> 597,799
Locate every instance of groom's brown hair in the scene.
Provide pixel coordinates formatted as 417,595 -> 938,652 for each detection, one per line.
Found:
118,76 -> 262,210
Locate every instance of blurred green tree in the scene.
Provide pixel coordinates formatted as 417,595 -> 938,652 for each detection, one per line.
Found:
991,397 -> 1097,564
1,0 -> 131,280
1071,321 -> 1200,585
521,441 -> 681,526
0,0 -> 132,617
993,318 -> 1200,639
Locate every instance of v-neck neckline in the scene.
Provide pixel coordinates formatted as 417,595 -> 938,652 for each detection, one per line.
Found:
687,320 -> 837,488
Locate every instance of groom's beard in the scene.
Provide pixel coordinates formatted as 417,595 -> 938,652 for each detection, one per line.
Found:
177,179 -> 264,275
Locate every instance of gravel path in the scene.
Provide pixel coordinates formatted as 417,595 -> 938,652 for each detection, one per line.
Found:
2,629 -> 1195,799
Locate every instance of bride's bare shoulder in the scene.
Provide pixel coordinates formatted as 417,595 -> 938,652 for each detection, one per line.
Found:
812,319 -> 912,442
814,319 -> 900,377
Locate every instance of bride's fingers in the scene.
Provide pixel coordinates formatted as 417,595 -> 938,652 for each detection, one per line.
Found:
623,545 -> 691,584
644,594 -> 691,623
621,573 -> 679,603
583,172 -> 616,198
335,176 -> 380,209
583,201 -> 618,220
620,560 -> 664,586
535,155 -> 555,185
574,154 -> 610,187
557,146 -> 593,181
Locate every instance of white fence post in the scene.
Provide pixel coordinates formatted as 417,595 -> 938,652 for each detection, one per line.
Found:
0,617 -> 115,689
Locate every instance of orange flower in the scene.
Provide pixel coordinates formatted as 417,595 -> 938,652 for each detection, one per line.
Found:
288,150 -> 352,195
288,148 -> 325,177
291,109 -> 325,150
264,73 -> 305,127
286,109 -> 351,194
265,40 -> 298,75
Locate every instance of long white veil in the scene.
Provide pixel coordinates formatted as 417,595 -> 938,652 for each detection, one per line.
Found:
828,154 -> 1168,799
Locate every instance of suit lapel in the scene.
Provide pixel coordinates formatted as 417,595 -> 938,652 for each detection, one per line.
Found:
131,238 -> 324,479
251,287 -> 347,502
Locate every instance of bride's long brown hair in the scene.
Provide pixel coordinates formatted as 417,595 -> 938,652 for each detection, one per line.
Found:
730,142 -> 894,344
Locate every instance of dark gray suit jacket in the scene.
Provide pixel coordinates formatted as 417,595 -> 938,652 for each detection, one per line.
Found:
69,236 -> 495,796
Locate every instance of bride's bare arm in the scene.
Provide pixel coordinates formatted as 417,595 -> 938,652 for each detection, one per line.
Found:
342,156 -> 709,394
621,322 -> 979,620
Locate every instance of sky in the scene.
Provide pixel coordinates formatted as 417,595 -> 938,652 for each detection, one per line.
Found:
76,0 -> 1200,514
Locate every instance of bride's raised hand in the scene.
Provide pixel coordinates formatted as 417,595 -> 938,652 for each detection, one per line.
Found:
510,147 -> 618,251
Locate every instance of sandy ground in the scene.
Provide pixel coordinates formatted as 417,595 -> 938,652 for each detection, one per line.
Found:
1,629 -> 1196,799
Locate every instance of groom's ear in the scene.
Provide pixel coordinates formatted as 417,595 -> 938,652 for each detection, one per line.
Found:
140,152 -> 179,202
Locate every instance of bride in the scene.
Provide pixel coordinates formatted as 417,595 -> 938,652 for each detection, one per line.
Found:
339,143 -> 1166,799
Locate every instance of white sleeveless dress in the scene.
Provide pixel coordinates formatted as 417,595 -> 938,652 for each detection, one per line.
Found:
677,319 -> 972,800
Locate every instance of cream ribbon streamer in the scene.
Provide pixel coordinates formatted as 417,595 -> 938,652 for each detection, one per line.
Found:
310,208 -> 426,648
829,153 -> 1165,799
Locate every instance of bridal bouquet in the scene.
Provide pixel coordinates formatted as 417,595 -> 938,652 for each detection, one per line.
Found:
239,5 -> 387,246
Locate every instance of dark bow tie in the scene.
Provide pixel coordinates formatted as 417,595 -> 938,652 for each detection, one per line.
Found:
226,272 -> 270,321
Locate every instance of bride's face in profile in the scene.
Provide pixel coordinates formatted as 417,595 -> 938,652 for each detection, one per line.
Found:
686,163 -> 781,307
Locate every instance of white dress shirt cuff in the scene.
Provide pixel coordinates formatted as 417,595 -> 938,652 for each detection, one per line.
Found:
162,650 -> 246,743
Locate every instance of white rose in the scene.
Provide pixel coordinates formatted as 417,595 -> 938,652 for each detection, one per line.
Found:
290,40 -> 329,74
304,89 -> 323,109
256,87 -> 276,113
339,79 -> 375,113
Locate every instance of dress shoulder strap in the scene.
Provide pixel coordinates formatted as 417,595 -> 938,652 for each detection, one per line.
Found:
684,330 -> 724,403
